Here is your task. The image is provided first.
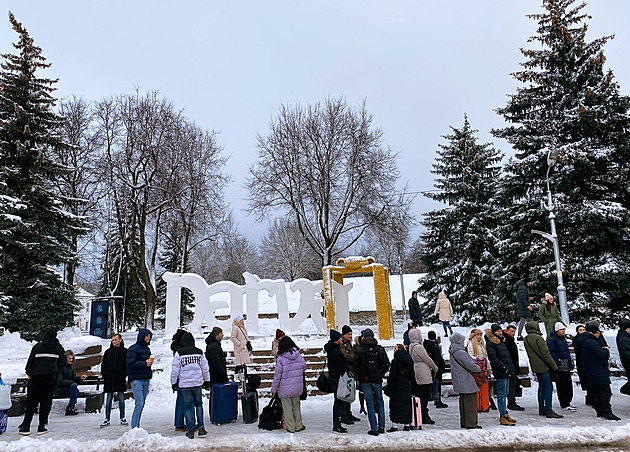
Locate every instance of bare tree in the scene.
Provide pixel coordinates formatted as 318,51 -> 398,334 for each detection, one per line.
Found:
247,97 -> 411,266
260,217 -> 321,280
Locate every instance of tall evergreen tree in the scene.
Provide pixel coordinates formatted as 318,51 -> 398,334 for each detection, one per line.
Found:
0,13 -> 88,340
492,0 -> 630,322
156,236 -> 195,325
418,116 -> 503,324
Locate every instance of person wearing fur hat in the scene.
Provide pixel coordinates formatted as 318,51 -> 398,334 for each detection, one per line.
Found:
485,324 -> 516,425
231,315 -> 251,370
434,292 -> 454,337
205,327 -> 227,418
616,319 -> 630,396
581,323 -> 620,420
272,329 -> 285,361
325,329 -> 352,434
449,332 -> 482,429
547,322 -> 575,412
539,293 -> 563,337
523,321 -> 563,419
408,329 -> 437,425
424,330 -> 448,408
340,325 -> 361,424
354,328 -> 390,435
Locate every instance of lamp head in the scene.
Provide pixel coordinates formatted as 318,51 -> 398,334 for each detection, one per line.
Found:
547,149 -> 559,167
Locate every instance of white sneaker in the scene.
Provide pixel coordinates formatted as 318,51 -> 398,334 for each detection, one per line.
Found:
562,406 -> 577,412
100,419 -> 110,427
120,418 -> 129,426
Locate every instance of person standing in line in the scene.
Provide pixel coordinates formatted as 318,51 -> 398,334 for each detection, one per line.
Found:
572,324 -> 591,405
354,328 -> 390,436
616,319 -> 630,396
403,322 -> 415,347
325,329 -> 352,435
408,291 -> 423,327
503,325 -> 525,411
434,292 -> 454,337
126,328 -> 153,429
231,315 -> 251,373
19,328 -> 65,436
55,350 -> 87,416
354,335 -> 368,415
423,330 -> 448,408
271,329 -> 285,361
467,329 -> 493,412
547,322 -> 576,412
516,276 -> 534,340
484,324 -> 517,426
100,333 -> 128,427
523,321 -> 563,419
170,332 -> 211,439
408,328 -> 437,425
581,324 -> 621,420
205,327 -> 228,419
340,325 -> 361,424
539,293 -> 563,337
170,328 -> 187,431
449,332 -> 482,430
386,344 -> 414,432
270,336 -> 307,433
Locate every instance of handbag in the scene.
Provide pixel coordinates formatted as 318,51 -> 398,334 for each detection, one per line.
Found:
336,372 -> 356,403
0,377 -> 11,411
316,358 -> 330,393
452,354 -> 485,388
246,341 -> 253,352
558,358 -> 570,372
300,375 -> 308,401
258,395 -> 283,431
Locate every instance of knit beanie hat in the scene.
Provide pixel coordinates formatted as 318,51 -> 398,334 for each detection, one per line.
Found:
342,325 -> 352,335
554,322 -> 566,332
450,332 -> 465,344
330,329 -> 342,342
362,328 -> 375,338
235,315 -> 244,322
491,323 -> 502,334
276,329 -> 285,340
211,326 -> 223,337
585,323 -> 599,334
427,330 -> 437,341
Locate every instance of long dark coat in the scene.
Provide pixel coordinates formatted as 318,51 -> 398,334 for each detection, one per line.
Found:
205,333 -> 228,386
387,349 -> 414,424
581,333 -> 610,386
325,340 -> 350,394
616,327 -> 630,373
102,339 -> 128,393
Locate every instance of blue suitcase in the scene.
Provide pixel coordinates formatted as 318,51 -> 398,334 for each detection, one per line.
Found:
211,382 -> 238,424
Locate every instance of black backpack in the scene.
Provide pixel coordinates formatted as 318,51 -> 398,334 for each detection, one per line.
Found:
364,346 -> 382,380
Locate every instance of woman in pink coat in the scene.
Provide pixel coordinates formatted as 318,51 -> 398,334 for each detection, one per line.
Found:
270,336 -> 307,433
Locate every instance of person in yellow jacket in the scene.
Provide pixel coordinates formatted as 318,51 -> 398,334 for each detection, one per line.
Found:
434,292 -> 454,337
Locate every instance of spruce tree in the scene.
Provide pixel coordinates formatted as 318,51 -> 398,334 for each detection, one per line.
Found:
0,13 -> 87,340
492,0 -> 630,322
156,236 -> 195,325
418,116 -> 503,324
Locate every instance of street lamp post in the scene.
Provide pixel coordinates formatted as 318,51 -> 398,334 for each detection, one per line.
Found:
531,149 -> 570,325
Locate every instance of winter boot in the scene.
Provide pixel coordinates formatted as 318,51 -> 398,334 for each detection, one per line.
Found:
499,415 -> 515,426
504,412 -> 517,423
65,404 -> 79,416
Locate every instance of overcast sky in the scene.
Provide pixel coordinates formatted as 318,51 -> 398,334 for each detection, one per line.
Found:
2,1 -> 629,244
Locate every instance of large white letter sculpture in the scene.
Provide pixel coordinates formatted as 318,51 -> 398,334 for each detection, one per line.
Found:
163,271 -> 350,335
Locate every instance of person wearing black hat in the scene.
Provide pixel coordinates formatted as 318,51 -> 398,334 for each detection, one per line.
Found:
205,326 -> 227,419
325,329 -> 352,434
485,324 -> 517,426
424,330 -> 447,408
340,325 -> 360,424
516,276 -> 534,340
581,324 -> 620,420
616,319 -> 630,396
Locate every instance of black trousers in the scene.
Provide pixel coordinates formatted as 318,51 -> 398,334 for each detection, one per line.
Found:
591,384 -> 613,416
22,374 -> 56,428
417,384 -> 432,420
508,376 -> 518,406
556,371 -> 573,408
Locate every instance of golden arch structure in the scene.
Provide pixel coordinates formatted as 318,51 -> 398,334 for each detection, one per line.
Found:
322,256 -> 394,340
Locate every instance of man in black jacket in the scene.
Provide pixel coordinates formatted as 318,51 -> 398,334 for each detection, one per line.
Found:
485,324 -> 517,426
516,276 -> 533,340
503,325 -> 524,411
325,329 -> 351,435
617,318 -> 630,396
55,350 -> 87,416
171,328 -> 187,431
19,328 -> 66,436
408,291 -> 423,327
205,327 -> 228,418
101,333 -> 128,427
424,330 -> 447,408
353,328 -> 390,436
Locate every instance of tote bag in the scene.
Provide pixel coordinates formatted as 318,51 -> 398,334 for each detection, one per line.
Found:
0,378 -> 11,410
336,372 -> 356,403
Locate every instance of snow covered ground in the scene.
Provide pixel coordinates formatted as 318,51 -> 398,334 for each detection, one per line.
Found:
2,273 -> 630,451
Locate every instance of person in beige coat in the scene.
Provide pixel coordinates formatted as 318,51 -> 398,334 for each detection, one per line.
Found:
231,316 -> 251,370
434,292 -> 454,337
408,328 -> 437,425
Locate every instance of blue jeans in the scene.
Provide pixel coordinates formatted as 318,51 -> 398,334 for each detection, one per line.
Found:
174,390 -> 185,428
105,392 -> 125,420
536,372 -> 553,414
496,378 -> 509,416
130,379 -> 150,428
181,386 -> 204,431
441,321 -> 452,335
58,383 -> 79,404
361,382 -> 385,432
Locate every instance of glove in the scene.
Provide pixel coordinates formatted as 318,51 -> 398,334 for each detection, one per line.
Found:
172,384 -> 178,393
203,381 -> 211,390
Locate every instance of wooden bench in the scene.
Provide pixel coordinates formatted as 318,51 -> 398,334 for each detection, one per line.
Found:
9,375 -> 107,417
